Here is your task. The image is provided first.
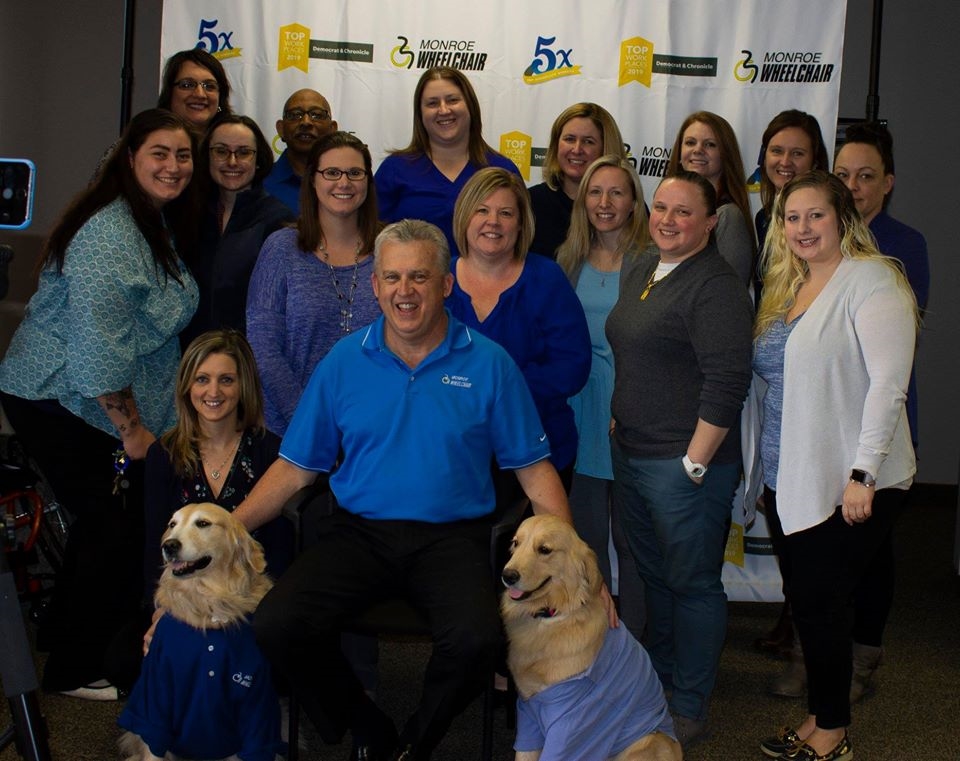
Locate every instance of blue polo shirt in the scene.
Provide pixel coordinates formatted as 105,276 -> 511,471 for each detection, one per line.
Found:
118,615 -> 282,761
515,624 -> 675,760
262,150 -> 301,214
281,311 -> 551,522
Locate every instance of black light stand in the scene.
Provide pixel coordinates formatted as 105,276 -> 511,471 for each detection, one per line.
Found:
0,514 -> 52,761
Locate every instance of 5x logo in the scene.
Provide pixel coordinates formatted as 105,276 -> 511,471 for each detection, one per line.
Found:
196,18 -> 239,59
523,35 -> 580,85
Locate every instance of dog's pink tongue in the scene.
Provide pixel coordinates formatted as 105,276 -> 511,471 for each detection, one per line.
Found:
508,588 -> 525,600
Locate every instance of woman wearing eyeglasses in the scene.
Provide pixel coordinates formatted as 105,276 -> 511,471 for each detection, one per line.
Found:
247,131 -> 383,436
157,49 -> 233,133
180,114 -> 294,346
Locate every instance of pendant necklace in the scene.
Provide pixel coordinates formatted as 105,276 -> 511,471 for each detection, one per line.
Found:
202,433 -> 242,481
319,238 -> 363,333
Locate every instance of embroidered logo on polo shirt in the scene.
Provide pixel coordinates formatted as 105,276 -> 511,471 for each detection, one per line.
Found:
441,374 -> 472,389
232,672 -> 253,688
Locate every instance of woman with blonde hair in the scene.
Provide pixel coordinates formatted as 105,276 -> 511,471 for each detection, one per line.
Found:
666,110 -> 755,287
375,66 -> 519,257
556,156 -> 650,625
447,167 -> 590,490
530,102 -> 627,258
747,171 -> 917,761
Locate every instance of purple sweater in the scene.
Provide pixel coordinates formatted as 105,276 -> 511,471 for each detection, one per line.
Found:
246,227 -> 381,435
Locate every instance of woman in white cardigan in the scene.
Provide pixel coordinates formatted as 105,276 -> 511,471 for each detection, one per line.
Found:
744,171 -> 917,761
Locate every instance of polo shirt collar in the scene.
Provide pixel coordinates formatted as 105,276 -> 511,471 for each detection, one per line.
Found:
360,309 -> 473,369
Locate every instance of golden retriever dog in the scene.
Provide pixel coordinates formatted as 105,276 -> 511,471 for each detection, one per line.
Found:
118,503 -> 282,761
501,515 -> 682,761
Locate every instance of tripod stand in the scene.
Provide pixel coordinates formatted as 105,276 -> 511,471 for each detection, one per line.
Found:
0,514 -> 52,760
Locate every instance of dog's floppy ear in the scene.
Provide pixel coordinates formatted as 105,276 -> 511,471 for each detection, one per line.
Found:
573,534 -> 602,604
228,515 -> 267,576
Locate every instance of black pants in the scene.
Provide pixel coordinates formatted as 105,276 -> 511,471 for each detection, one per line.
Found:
765,486 -> 907,728
253,508 -> 502,755
1,392 -> 145,691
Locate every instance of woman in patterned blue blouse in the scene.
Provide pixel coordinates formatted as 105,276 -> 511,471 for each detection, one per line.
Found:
0,109 -> 200,698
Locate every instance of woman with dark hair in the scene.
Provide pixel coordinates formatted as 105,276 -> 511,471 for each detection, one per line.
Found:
607,171 -> 753,748
0,108 -> 199,698
755,110 -> 829,250
666,111 -> 755,288
157,48 -> 233,133
530,102 -> 627,259
247,131 -> 382,436
748,171 -> 917,760
374,66 -> 520,256
446,167 -> 591,490
180,114 -> 295,345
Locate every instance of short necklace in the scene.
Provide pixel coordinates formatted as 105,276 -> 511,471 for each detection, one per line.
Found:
202,433 -> 242,481
319,238 -> 363,334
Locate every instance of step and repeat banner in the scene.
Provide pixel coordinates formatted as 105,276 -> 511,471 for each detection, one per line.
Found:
160,0 -> 847,602
160,0 -> 846,214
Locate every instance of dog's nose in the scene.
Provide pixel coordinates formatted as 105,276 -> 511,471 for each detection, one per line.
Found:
501,568 -> 520,587
162,538 -> 181,557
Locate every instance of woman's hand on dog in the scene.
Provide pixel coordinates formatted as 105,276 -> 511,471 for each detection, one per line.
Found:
142,607 -> 165,656
600,582 -> 619,628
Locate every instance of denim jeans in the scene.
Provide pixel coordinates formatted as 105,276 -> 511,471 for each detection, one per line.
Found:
611,440 -> 738,720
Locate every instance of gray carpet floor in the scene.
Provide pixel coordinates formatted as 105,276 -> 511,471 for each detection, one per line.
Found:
2,496 -> 957,760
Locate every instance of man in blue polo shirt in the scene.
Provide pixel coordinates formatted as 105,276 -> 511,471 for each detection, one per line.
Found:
234,219 -> 571,761
263,89 -> 338,214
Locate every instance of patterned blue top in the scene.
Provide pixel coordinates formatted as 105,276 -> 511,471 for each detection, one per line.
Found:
0,198 -> 198,436
753,315 -> 801,490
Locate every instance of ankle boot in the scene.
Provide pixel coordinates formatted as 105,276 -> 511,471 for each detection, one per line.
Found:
850,642 -> 882,703
769,632 -> 806,698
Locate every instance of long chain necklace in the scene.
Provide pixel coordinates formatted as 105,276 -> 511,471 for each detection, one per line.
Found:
319,238 -> 363,334
201,433 -> 242,481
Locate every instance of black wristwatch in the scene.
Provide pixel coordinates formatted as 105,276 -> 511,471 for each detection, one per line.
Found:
849,469 -> 876,487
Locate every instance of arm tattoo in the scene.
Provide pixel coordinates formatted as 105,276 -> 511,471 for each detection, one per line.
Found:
102,388 -> 135,419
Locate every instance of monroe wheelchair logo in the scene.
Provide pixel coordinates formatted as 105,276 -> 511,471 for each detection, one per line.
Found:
391,36 -> 415,69
735,50 -> 759,83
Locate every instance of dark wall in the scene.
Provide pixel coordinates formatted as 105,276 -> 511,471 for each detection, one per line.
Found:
1,1 -> 956,483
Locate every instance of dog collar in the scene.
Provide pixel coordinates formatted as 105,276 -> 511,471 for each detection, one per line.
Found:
533,606 -> 558,619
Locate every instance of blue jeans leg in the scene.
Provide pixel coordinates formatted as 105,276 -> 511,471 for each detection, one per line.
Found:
612,442 -> 737,720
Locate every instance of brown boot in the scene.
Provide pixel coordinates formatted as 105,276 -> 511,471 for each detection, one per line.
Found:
850,642 -> 882,703
769,634 -> 806,698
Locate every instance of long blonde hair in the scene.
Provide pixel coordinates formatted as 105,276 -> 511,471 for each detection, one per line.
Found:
160,330 -> 266,477
541,103 -> 626,190
755,171 -> 918,338
556,156 -> 650,278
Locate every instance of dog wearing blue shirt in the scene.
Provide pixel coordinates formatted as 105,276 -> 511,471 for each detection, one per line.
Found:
118,503 -> 283,761
501,515 -> 682,761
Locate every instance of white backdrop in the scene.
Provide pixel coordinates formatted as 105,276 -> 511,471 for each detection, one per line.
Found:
160,0 -> 846,601
160,0 -> 846,211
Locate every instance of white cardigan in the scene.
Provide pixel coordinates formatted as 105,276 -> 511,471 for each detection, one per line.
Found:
742,257 -> 916,535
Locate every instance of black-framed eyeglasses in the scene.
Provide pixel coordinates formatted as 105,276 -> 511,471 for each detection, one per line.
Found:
283,109 -> 331,123
174,78 -> 220,93
316,167 -> 367,181
210,145 -> 257,163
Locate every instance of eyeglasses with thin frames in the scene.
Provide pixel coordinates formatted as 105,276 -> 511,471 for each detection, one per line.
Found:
174,78 -> 220,93
210,146 -> 257,163
283,109 -> 331,123
316,167 -> 367,181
